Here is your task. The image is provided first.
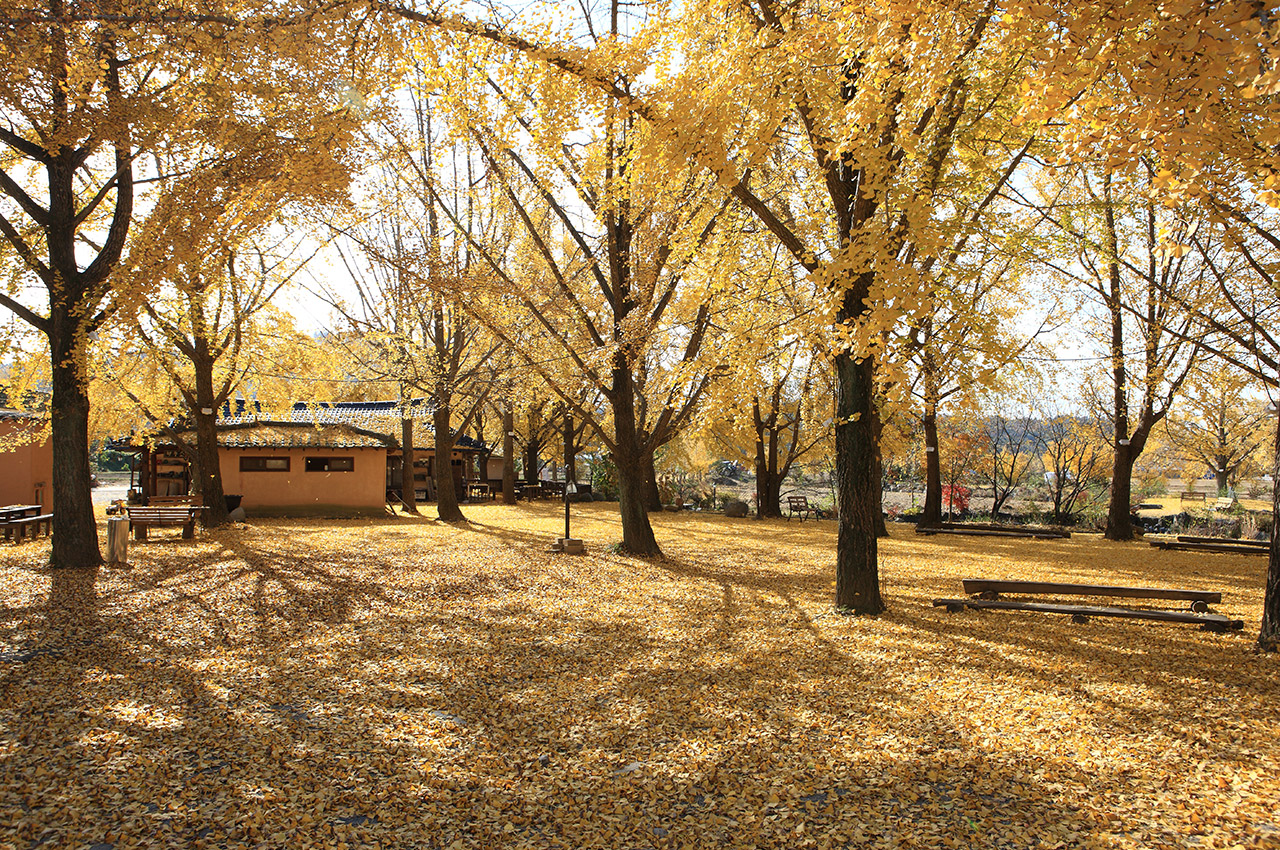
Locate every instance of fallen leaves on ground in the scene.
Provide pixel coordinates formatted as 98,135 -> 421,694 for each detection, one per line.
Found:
1,505 -> 1278,849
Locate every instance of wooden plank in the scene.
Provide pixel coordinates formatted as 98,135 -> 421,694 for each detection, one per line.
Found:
933,598 -> 1243,629
1150,541 -> 1269,556
1177,535 -> 1268,547
961,579 -> 1221,603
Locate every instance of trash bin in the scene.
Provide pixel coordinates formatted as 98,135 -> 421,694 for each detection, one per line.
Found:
106,516 -> 128,566
224,494 -> 243,512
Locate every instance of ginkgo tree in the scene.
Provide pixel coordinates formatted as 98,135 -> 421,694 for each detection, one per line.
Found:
415,29 -> 738,555
699,253 -> 832,519
383,0 -> 1273,615
1020,163 -> 1210,541
1165,362 -> 1270,495
0,4 -> 371,567
387,0 -> 1057,610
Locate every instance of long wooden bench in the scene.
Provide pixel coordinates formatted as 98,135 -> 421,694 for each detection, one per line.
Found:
933,578 -> 1241,631
917,521 -> 1070,540
1,513 -> 53,543
1150,539 -> 1268,556
961,579 -> 1220,606
127,506 -> 202,540
1177,535 -> 1268,547
933,598 -> 1244,632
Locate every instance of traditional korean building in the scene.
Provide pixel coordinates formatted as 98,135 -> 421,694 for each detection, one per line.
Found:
127,399 -> 491,516
0,408 -> 52,512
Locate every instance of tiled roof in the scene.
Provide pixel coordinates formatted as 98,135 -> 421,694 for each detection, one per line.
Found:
182,422 -> 396,450
0,408 -> 43,422
220,398 -> 435,429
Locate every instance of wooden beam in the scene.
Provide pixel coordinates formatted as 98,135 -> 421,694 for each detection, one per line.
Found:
933,598 -> 1242,630
960,579 -> 1221,603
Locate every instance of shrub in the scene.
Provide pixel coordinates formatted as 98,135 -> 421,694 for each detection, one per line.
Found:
942,484 -> 971,515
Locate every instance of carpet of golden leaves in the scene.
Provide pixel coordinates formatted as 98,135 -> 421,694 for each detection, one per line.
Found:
1,504 -> 1278,849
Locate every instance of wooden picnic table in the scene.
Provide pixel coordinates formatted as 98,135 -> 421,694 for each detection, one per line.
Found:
0,504 -> 41,522
0,505 -> 51,543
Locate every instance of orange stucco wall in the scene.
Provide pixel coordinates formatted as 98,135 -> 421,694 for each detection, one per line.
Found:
218,447 -> 387,517
0,420 -> 53,512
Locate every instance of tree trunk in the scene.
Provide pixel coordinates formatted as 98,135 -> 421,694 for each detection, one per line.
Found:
753,398 -> 782,518
642,449 -> 662,511
922,406 -> 942,527
191,355 -> 229,527
1260,413 -> 1280,651
872,441 -> 889,537
757,470 -> 782,519
401,416 -> 418,514
611,366 -> 660,555
191,411 -> 228,528
1104,442 -> 1136,540
833,327 -> 884,613
49,325 -> 101,570
524,440 -> 540,485
502,407 -> 516,504
434,403 -> 465,522
1101,175 -> 1133,542
1214,459 -> 1229,495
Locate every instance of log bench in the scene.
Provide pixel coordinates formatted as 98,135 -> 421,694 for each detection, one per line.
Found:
1149,539 -> 1268,556
1177,535 -> 1268,547
126,506 -> 203,540
916,522 -> 1070,540
933,578 -> 1241,632
932,598 -> 1244,632
960,579 -> 1220,609
1,513 -> 53,543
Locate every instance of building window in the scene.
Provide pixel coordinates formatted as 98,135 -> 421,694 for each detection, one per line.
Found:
240,456 -> 290,472
305,456 -> 354,472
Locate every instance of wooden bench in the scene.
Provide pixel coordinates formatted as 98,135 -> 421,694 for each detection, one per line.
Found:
960,579 -> 1220,607
1211,496 -> 1236,511
786,495 -> 818,521
933,598 -> 1243,632
917,521 -> 1069,540
1178,535 -> 1268,548
1,513 -> 52,543
127,506 -> 202,540
1180,491 -> 1206,506
933,578 -> 1241,631
1149,538 -> 1268,556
